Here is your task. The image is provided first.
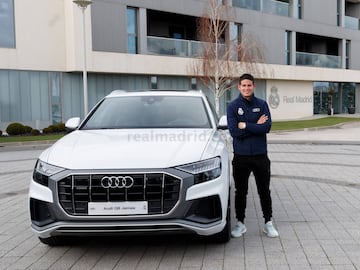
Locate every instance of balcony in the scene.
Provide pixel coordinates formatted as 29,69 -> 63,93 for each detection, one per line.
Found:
233,0 -> 289,17
344,15 -> 360,30
296,52 -> 341,68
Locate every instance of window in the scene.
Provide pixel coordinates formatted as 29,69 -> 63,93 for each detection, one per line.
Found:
297,0 -> 302,19
82,96 -> 212,129
285,31 -> 291,65
150,76 -> 158,89
237,24 -> 243,44
191,77 -> 197,90
345,40 -> 350,69
51,72 -> 62,124
225,90 -> 232,112
127,7 -> 138,54
337,0 -> 341,26
236,23 -> 243,61
0,0 -> 15,48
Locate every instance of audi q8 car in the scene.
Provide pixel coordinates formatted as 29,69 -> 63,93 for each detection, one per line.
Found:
29,90 -> 231,245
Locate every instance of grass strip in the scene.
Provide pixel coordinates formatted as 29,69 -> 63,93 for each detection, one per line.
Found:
271,116 -> 360,131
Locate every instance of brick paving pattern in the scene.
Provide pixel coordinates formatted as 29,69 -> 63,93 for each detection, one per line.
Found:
0,140 -> 360,269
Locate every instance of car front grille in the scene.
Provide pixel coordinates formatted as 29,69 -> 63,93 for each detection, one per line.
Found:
58,173 -> 181,215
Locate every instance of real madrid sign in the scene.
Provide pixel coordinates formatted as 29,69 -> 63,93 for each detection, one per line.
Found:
268,86 -> 280,109
268,85 -> 313,110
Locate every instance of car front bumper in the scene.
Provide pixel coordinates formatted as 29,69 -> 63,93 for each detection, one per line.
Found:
29,164 -> 230,239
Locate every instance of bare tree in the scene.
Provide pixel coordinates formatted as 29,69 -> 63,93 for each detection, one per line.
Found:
191,0 -> 266,115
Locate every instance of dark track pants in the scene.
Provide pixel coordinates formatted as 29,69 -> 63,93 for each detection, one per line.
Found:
232,154 -> 273,223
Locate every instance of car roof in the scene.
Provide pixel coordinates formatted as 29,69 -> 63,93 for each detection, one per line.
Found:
106,90 -> 205,98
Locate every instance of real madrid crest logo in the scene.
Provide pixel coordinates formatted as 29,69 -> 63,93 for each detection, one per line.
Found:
269,86 -> 280,109
238,107 -> 244,115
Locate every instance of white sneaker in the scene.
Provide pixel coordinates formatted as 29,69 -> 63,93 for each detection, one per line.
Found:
263,221 -> 279,238
231,222 -> 247,238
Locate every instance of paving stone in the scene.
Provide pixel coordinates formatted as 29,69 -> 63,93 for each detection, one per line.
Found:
0,142 -> 360,269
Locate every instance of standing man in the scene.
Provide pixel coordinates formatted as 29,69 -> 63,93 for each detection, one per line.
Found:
227,73 -> 279,238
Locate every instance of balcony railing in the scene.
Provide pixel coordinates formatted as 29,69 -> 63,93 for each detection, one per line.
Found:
263,0 -> 289,17
296,52 -> 341,68
344,15 -> 360,30
147,36 -> 228,58
232,0 -> 260,11
147,37 -> 342,69
233,0 -> 289,17
147,36 -> 204,57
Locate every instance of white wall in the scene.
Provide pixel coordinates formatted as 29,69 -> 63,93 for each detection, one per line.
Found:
0,0 -> 67,71
267,80 -> 314,120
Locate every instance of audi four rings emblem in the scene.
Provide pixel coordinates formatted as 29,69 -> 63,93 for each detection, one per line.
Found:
101,176 -> 134,188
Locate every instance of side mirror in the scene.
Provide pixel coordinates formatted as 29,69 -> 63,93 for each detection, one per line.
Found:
65,117 -> 81,131
218,115 -> 228,130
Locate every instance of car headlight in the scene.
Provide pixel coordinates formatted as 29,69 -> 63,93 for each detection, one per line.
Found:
176,157 -> 221,184
33,160 -> 65,186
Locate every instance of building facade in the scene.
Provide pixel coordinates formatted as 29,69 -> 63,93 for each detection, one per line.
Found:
1,0 -> 360,130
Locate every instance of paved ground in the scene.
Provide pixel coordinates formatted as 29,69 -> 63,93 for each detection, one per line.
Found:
0,125 -> 360,269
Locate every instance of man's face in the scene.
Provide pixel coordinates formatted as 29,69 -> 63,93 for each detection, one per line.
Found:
238,79 -> 255,100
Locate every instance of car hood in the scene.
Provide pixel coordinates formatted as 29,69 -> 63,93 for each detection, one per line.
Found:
40,129 -> 218,170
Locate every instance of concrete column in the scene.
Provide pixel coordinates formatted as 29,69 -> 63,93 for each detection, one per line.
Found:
340,0 -> 345,27
341,39 -> 346,69
292,0 -> 299,18
138,8 -> 147,54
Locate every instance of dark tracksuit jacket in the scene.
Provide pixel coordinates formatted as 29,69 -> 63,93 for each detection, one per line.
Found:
227,94 -> 272,156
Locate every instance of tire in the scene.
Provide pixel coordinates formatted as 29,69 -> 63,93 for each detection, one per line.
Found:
209,197 -> 231,243
38,236 -> 68,246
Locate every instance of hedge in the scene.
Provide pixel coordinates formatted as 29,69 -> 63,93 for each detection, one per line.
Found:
5,122 -> 66,136
6,122 -> 26,135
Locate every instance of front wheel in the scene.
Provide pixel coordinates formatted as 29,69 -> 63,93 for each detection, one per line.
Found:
209,198 -> 231,243
39,236 -> 69,246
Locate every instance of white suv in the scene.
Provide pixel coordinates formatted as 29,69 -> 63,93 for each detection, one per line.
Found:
29,90 -> 231,245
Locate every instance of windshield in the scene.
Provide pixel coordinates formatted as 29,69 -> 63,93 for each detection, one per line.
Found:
81,95 -> 212,129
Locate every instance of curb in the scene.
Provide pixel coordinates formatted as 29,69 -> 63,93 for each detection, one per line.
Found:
0,140 -> 57,147
0,140 -> 56,152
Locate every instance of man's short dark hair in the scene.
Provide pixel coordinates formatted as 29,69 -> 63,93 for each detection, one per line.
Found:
239,73 -> 255,84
